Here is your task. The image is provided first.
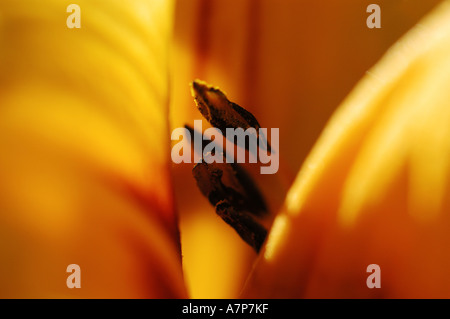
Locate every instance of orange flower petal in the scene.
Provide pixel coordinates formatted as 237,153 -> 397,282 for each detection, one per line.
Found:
0,0 -> 186,298
242,1 -> 450,298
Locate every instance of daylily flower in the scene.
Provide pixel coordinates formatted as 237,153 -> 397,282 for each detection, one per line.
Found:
1,0 -> 449,299
171,0 -> 445,298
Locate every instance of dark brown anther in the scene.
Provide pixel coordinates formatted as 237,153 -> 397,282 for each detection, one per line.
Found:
191,79 -> 272,153
192,161 -> 268,217
215,200 -> 267,253
188,80 -> 273,253
192,160 -> 268,253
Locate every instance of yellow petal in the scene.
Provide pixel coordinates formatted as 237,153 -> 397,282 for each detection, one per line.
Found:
0,0 -> 186,297
243,0 -> 450,298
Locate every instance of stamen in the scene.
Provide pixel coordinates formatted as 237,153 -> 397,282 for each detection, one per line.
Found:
188,80 -> 274,253
191,79 -> 272,153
